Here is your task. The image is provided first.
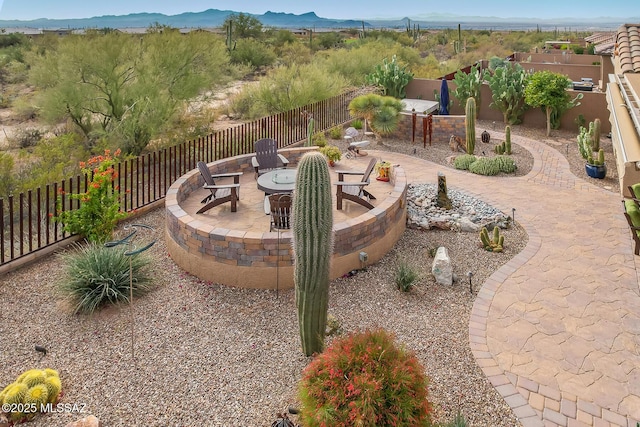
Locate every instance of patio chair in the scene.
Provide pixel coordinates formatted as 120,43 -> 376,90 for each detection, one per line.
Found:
343,127 -> 369,159
268,193 -> 293,231
335,158 -> 377,210
623,199 -> 640,255
251,138 -> 289,178
196,161 -> 242,214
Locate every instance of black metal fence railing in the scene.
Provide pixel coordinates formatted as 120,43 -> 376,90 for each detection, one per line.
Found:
1,89 -> 358,271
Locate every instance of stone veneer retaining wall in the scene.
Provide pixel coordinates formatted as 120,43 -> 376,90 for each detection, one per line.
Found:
165,147 -> 408,289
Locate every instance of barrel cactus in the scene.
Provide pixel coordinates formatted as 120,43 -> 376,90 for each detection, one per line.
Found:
44,376 -> 62,402
22,370 -> 46,388
0,368 -> 62,422
293,151 -> 333,356
24,384 -> 49,409
465,97 -> 476,154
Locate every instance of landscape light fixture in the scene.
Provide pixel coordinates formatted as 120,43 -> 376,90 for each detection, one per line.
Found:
467,271 -> 474,294
512,208 -> 516,223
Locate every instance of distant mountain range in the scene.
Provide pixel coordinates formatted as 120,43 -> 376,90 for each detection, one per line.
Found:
0,9 -> 632,31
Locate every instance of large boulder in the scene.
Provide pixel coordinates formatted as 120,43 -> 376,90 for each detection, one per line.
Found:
431,246 -> 453,286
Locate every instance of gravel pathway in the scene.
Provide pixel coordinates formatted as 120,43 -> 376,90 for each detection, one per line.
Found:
2,123 -> 605,427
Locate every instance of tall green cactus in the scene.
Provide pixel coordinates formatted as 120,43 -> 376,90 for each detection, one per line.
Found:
293,152 -> 333,356
592,118 -> 601,152
306,114 -> 314,147
465,97 -> 476,155
505,125 -> 512,155
225,19 -> 235,52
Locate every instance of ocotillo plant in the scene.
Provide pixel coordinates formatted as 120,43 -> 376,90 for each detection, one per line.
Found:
293,151 -> 333,356
465,97 -> 476,155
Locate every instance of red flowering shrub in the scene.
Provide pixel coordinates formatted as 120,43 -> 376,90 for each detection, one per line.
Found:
55,149 -> 127,243
298,328 -> 432,427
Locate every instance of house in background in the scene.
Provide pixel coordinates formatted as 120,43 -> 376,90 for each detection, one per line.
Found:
606,24 -> 640,197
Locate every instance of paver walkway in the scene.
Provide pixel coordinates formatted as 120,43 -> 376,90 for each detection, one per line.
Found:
367,130 -> 640,427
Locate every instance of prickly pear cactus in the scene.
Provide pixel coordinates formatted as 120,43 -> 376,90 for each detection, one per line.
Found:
292,151 -> 333,356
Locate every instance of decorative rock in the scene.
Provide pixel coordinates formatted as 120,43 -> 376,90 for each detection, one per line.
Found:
456,217 -> 481,233
431,246 -> 453,286
65,415 -> 101,427
429,217 -> 451,230
406,183 -> 510,232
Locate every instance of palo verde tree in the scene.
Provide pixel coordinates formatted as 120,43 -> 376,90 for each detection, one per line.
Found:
223,13 -> 264,40
28,30 -> 230,155
524,70 -> 582,136
485,62 -> 530,125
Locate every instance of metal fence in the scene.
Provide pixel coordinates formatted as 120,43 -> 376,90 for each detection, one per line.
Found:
1,90 -> 357,271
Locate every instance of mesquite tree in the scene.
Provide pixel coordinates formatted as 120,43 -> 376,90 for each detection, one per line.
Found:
293,151 -> 333,356
524,70 -> 582,136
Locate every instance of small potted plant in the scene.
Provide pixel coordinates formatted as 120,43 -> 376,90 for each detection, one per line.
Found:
375,160 -> 392,181
320,145 -> 341,166
577,120 -> 606,179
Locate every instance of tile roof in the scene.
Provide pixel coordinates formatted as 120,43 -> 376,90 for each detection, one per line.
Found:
585,32 -> 615,45
615,24 -> 640,73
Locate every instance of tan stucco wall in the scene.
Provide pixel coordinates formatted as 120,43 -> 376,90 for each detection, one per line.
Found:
607,74 -> 640,197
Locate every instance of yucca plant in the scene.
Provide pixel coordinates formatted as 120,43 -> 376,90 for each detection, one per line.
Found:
395,258 -> 419,292
58,243 -> 154,314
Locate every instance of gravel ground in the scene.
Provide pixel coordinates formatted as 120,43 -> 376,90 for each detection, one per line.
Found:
1,121 -> 611,427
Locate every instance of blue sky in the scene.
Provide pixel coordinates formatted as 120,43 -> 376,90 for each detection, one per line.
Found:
0,0 -> 635,21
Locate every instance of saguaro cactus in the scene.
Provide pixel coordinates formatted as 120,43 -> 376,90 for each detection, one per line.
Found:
293,152 -> 333,356
465,97 -> 476,155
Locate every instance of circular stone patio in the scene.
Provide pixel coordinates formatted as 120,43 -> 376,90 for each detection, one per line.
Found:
165,147 -> 408,289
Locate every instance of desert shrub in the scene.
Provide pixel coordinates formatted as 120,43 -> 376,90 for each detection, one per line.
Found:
453,154 -> 477,170
313,132 -> 328,147
298,328 -> 432,427
17,133 -> 89,193
59,242 -> 154,314
468,157 -> 500,176
351,119 -> 363,130
54,149 -> 127,243
11,128 -> 43,149
11,97 -> 38,121
494,155 -> 517,173
395,259 -> 419,292
328,125 -> 342,140
229,63 -> 348,119
229,38 -> 277,69
0,152 -> 15,198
